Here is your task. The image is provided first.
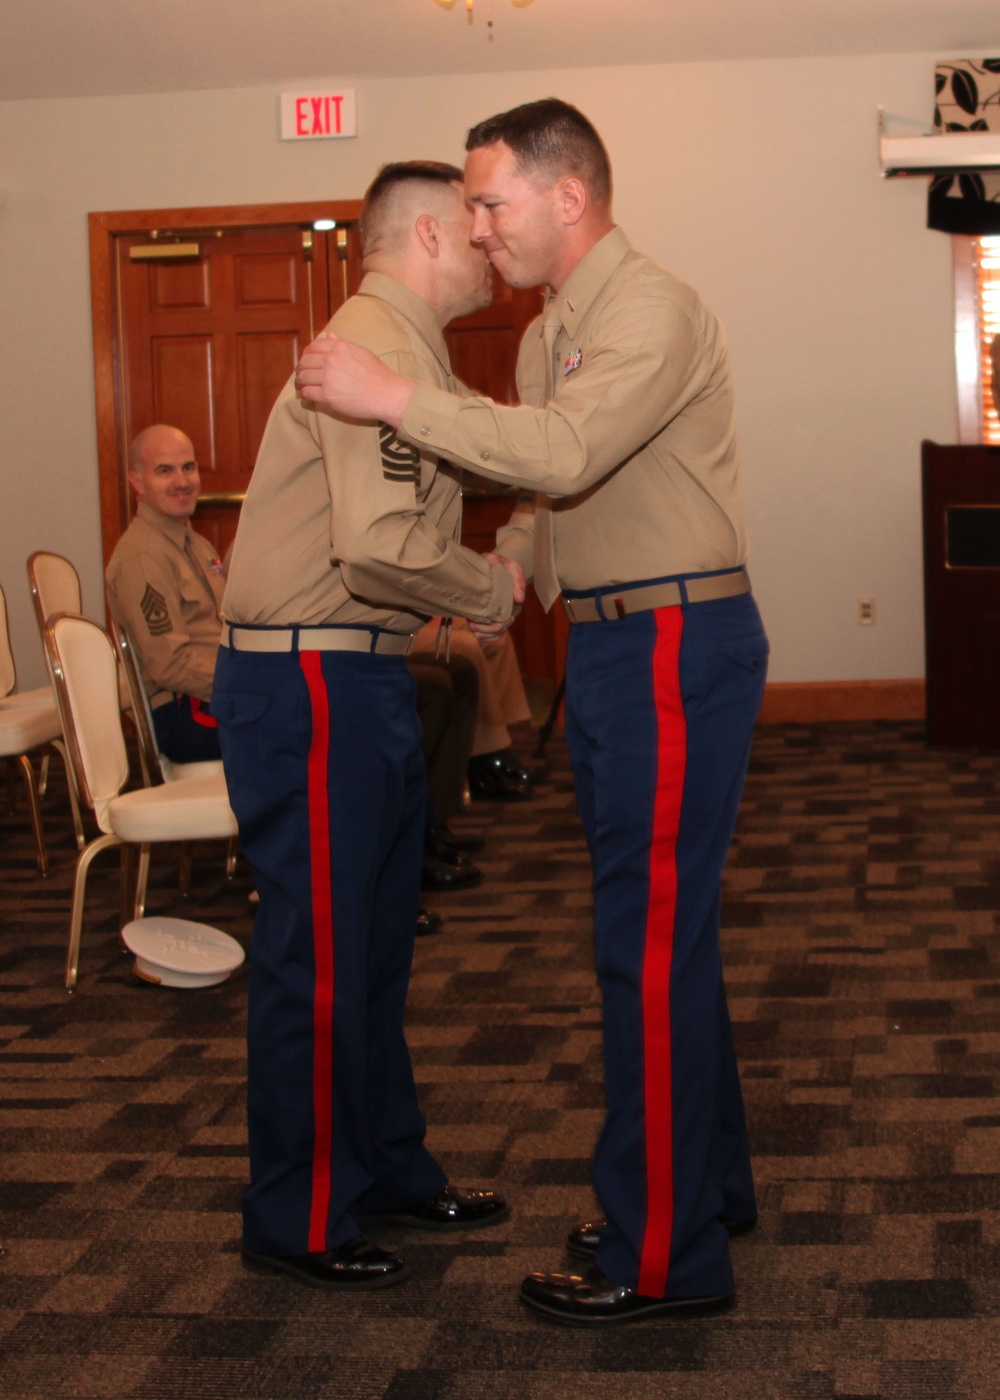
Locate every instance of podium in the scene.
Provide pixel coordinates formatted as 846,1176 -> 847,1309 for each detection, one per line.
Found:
922,440 -> 1000,748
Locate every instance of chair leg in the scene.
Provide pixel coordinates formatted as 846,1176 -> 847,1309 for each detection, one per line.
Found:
51,739 -> 86,852
225,837 -> 238,879
38,751 -> 51,797
65,833 -> 122,991
178,842 -> 192,895
133,845 -> 151,921
16,754 -> 48,877
119,844 -> 137,944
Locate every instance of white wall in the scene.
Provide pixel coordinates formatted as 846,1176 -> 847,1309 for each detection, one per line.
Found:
0,53 -> 961,688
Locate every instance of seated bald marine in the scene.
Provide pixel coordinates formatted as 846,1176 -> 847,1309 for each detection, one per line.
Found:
106,425 -> 225,765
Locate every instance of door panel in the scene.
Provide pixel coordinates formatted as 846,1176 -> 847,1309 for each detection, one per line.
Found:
445,278 -> 543,408
117,223 -> 354,558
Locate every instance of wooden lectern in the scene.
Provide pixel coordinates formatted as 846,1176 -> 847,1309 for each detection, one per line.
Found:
922,440 -> 1000,748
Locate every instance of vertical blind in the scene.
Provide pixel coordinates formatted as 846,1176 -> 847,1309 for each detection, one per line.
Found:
976,236 -> 1000,445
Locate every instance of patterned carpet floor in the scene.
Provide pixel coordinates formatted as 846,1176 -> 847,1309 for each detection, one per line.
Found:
2,720 -> 1000,1399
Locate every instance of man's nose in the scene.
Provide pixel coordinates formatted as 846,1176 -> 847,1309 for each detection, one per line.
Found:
470,208 -> 490,242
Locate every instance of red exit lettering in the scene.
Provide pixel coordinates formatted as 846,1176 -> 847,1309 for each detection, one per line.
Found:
295,95 -> 345,137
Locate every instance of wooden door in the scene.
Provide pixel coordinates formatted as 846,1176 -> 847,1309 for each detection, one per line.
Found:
89,200 -> 365,565
445,278 -> 543,407
116,222 -> 361,559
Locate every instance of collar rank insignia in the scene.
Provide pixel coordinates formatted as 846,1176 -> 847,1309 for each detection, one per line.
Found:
563,347 -> 583,377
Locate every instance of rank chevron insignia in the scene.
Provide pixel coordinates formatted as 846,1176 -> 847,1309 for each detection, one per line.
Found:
140,584 -> 171,636
379,422 -> 420,482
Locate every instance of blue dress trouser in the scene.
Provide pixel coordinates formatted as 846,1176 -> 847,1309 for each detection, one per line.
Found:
213,640 -> 447,1256
152,694 -> 222,763
563,582 -> 768,1300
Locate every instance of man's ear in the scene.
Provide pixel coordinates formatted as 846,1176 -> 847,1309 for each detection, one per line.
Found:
558,177 -> 587,227
128,470 -> 145,499
415,212 -> 441,257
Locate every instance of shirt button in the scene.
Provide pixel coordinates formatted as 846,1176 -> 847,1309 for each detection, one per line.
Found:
480,451 -> 490,461
419,425 -> 431,436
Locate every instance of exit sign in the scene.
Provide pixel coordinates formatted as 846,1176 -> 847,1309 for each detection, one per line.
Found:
280,90 -> 357,141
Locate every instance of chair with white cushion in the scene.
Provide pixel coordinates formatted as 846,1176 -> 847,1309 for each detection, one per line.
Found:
0,583 -> 77,875
107,615 -> 224,786
27,550 -> 83,631
108,616 -> 234,886
26,551 -> 91,849
43,612 -> 238,990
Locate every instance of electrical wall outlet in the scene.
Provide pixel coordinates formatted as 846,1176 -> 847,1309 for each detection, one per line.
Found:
858,597 -> 876,625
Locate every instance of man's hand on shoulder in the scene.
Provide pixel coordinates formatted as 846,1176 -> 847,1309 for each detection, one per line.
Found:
295,333 -> 417,429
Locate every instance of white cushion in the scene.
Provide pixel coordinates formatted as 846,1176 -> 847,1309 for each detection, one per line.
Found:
161,757 -> 226,783
0,690 -> 62,754
105,773 -> 238,843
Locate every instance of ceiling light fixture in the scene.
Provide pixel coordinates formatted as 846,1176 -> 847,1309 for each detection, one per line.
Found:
432,0 -> 535,42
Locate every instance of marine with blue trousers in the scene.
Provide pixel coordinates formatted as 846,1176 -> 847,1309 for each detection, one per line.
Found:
295,100 -> 769,1324
216,162 -> 520,1292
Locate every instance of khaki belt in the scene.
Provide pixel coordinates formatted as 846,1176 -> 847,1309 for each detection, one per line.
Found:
220,623 -> 414,656
563,569 -> 750,624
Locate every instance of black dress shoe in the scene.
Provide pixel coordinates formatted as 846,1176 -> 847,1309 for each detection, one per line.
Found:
567,1214 -> 757,1260
428,822 -> 485,856
363,1183 -> 509,1231
416,907 -> 443,937
468,753 -> 533,801
493,750 -> 532,782
421,853 -> 483,891
520,1265 -> 734,1326
241,1236 -> 408,1290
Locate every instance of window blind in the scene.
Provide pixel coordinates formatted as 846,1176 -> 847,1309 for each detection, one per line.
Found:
975,237 -> 1000,444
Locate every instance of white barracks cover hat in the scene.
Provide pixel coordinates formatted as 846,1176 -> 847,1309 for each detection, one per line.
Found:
122,917 -> 245,988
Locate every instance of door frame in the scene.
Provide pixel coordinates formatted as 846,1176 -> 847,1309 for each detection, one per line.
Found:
88,199 -> 362,564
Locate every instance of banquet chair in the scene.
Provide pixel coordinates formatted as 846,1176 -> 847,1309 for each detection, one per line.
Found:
27,550 -> 83,631
107,616 -> 225,785
108,616 -> 235,884
43,612 -> 238,990
0,583 -> 76,875
25,551 -> 90,850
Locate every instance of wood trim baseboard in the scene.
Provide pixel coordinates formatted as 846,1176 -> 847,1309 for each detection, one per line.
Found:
758,680 -> 926,724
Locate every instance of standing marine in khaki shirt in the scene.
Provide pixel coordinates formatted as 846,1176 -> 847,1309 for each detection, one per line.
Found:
215,162 -> 522,1294
105,424 -> 225,764
296,100 -> 770,1327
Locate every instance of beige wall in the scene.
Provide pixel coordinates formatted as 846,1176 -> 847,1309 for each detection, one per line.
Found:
0,53 -> 959,687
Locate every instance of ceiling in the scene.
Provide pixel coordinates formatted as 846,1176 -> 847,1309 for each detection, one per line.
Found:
0,0 -> 997,103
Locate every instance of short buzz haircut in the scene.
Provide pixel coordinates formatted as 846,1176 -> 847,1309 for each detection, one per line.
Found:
359,160 -> 464,249
465,99 -> 612,207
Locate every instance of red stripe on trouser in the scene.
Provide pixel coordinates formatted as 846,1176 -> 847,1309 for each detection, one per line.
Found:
299,651 -> 336,1254
189,697 -> 218,729
637,607 -> 686,1298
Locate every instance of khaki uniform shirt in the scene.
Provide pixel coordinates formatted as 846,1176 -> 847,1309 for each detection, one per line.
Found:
223,272 -> 514,631
400,227 -> 748,609
105,501 -> 226,706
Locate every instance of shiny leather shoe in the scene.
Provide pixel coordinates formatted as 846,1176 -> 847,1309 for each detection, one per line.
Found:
468,753 -> 534,802
421,853 -> 483,891
416,907 -> 443,937
363,1183 -> 509,1231
567,1214 -> 756,1260
427,822 -> 485,856
493,750 -> 536,785
241,1236 -> 408,1290
520,1265 -> 734,1326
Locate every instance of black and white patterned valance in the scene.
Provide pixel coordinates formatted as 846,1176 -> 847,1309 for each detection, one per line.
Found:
928,59 -> 1000,235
